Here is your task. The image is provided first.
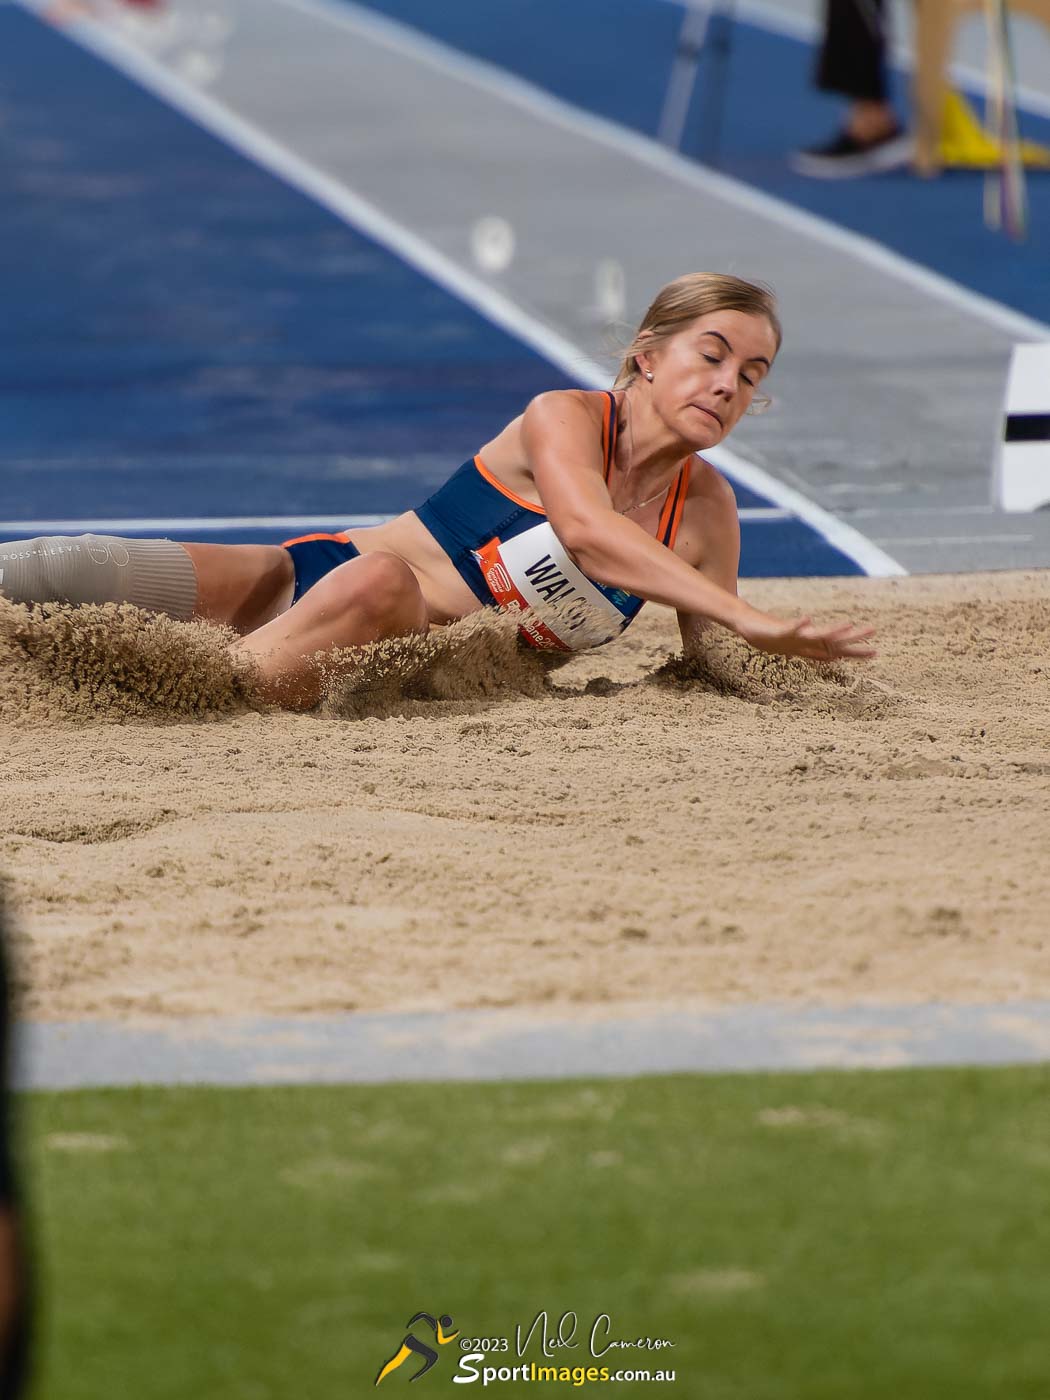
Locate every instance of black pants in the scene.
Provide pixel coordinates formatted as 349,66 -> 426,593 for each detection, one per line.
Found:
816,0 -> 889,102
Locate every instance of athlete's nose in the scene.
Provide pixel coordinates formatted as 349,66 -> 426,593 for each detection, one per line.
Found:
709,361 -> 737,399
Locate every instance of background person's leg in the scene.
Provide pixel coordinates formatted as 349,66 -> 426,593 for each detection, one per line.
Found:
792,0 -> 912,176
816,0 -> 888,104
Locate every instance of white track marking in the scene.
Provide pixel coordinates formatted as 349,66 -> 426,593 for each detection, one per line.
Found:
0,508 -> 791,532
272,0 -> 1049,341
851,504 -> 998,516
0,515 -> 386,533
712,446 -> 906,573
739,507 -> 791,520
16,0 -> 906,575
871,533 -> 1034,545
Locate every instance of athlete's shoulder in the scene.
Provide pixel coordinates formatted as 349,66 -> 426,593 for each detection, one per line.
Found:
521,389 -> 612,455
685,454 -> 739,513
525,387 -> 609,421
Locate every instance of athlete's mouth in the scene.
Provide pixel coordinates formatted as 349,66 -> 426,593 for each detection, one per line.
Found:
691,404 -> 723,426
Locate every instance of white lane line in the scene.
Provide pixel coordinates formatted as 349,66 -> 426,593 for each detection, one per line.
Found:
871,534 -> 1035,545
739,507 -> 791,520
0,508 -> 791,532
851,504 -> 999,516
16,1 -> 906,576
0,515 -> 387,533
716,448 -> 906,573
274,0 -> 1048,342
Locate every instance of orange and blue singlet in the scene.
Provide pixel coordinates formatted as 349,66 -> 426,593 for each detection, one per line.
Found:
282,391 -> 691,652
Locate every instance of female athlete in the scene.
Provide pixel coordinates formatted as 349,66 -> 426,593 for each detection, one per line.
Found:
0,273 -> 875,708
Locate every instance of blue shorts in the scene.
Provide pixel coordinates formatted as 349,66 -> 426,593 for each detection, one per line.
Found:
281,532 -> 361,604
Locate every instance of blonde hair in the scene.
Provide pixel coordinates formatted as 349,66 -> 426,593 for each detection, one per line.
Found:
613,273 -> 782,388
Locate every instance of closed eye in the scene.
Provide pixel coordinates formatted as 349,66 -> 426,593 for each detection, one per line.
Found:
704,353 -> 755,388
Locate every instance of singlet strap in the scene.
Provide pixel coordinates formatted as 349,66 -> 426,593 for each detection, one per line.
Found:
601,391 -> 618,484
657,458 -> 692,549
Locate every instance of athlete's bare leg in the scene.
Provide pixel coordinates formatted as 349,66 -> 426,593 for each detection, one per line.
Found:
183,543 -> 294,633
234,551 -> 429,709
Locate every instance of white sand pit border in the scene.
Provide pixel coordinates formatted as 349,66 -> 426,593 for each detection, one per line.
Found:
17,1000 -> 1050,1089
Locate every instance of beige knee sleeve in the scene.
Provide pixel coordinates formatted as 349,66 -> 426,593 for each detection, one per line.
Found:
0,535 -> 198,620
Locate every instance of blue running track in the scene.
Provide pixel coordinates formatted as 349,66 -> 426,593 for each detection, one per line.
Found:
1,5 -> 863,575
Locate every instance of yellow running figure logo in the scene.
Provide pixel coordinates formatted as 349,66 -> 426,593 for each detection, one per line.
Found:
374,1312 -> 460,1386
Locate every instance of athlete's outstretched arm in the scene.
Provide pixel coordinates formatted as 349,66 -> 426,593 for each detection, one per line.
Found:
524,392 -> 875,663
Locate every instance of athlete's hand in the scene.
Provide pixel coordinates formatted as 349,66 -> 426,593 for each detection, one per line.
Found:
737,613 -> 877,662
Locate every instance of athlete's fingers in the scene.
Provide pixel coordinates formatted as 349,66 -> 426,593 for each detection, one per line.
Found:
823,635 -> 878,659
799,621 -> 874,642
741,614 -> 876,661
832,625 -> 877,656
795,623 -> 877,661
801,623 -> 877,650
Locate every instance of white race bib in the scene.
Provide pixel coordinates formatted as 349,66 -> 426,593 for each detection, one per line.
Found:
473,520 -> 640,652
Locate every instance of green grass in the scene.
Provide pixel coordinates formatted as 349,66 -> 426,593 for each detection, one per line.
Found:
19,1066 -> 1050,1398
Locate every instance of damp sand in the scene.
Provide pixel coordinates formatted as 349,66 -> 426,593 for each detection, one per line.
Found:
1,571 -> 1048,1022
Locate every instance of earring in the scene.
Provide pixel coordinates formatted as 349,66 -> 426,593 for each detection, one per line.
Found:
644,371 -> 653,381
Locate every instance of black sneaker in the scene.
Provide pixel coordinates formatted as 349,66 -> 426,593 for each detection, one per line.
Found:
790,125 -> 914,178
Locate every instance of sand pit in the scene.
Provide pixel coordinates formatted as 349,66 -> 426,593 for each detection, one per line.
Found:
1,572 -> 1048,1023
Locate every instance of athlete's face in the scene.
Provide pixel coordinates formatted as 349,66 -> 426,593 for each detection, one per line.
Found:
637,310 -> 777,448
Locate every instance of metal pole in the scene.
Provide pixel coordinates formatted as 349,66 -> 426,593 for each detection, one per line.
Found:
657,1 -> 714,150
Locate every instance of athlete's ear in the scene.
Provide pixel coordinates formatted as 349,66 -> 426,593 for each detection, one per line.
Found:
634,331 -> 657,383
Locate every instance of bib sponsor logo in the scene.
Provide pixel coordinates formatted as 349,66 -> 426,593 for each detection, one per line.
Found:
484,559 -> 513,597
